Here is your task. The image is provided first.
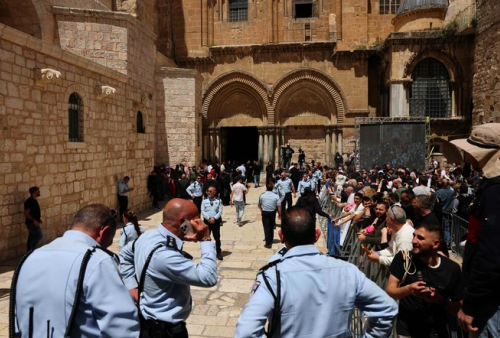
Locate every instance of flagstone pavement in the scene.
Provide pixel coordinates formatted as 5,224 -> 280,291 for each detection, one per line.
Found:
0,184 -> 327,337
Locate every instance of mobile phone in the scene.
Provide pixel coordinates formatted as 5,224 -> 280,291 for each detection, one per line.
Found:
361,244 -> 372,254
180,220 -> 195,236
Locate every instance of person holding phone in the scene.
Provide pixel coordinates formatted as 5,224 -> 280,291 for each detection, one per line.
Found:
386,223 -> 464,338
120,198 -> 218,338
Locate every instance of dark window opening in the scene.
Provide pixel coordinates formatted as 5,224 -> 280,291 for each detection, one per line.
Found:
68,92 -> 83,142
137,111 -> 145,134
229,0 -> 248,22
295,3 -> 313,18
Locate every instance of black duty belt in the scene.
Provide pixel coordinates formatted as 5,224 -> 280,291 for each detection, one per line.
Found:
145,319 -> 185,333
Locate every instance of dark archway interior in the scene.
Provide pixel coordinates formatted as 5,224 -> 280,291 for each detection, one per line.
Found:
224,127 -> 258,163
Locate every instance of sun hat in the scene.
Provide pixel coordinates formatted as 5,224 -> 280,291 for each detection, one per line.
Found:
451,123 -> 500,178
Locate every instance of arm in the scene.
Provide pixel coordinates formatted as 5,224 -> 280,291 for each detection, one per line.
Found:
354,269 -> 398,338
155,242 -> 218,287
23,209 -> 41,225
119,241 -> 139,291
313,199 -> 330,219
235,274 -> 275,338
214,202 -> 223,220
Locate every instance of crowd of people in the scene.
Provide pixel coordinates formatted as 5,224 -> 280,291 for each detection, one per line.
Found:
15,123 -> 500,338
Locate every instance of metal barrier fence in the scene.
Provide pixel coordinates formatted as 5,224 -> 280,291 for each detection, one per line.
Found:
317,190 -> 469,338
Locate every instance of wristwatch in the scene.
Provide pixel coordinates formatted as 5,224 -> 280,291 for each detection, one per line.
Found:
201,237 -> 212,242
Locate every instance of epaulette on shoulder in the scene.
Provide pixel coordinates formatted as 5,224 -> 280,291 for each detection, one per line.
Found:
95,246 -> 119,261
259,258 -> 282,273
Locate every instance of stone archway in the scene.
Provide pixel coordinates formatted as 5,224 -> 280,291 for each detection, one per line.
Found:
202,72 -> 269,162
272,68 -> 346,166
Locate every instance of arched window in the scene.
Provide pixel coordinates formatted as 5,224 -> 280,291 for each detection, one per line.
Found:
410,58 -> 452,118
68,93 -> 83,142
137,111 -> 145,134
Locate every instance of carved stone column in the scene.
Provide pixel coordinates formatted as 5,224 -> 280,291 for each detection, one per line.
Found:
258,128 -> 264,165
331,129 -> 337,160
325,127 -> 331,166
214,128 -> 221,162
268,128 -> 275,165
209,129 -> 215,161
263,128 -> 269,163
337,131 -> 343,155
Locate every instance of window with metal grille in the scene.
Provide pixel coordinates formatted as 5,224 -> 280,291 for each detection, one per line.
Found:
229,0 -> 248,22
68,93 -> 83,142
410,58 -> 452,118
137,111 -> 145,134
380,0 -> 401,14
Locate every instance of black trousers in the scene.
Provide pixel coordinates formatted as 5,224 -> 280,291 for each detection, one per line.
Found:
205,218 -> 222,254
142,320 -> 188,338
262,211 -> 276,246
281,192 -> 293,211
118,194 -> 128,221
193,196 -> 202,215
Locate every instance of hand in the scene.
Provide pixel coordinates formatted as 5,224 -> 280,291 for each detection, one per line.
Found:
381,227 -> 388,236
34,220 -> 41,226
421,287 -> 445,304
357,232 -> 366,241
129,288 -> 139,302
407,281 -> 430,297
277,214 -> 281,220
209,217 -> 215,224
230,202 -> 233,207
191,195 -> 195,199
367,250 -> 379,262
184,219 -> 208,242
457,309 -> 478,332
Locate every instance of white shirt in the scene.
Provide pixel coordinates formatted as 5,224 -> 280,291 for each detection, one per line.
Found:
232,182 -> 247,202
236,165 -> 246,177
379,223 -> 414,267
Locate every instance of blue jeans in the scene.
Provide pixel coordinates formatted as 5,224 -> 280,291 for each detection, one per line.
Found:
26,223 -> 43,251
234,200 -> 245,222
478,306 -> 500,338
254,175 -> 261,187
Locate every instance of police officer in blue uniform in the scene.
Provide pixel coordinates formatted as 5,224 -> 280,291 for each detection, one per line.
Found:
11,204 -> 140,338
186,175 -> 204,214
235,206 -> 398,338
201,187 -> 224,260
275,172 -> 296,211
270,177 -> 285,204
297,173 -> 312,196
259,184 -> 282,249
120,198 -> 218,338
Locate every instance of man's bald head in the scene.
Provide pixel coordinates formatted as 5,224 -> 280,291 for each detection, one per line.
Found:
162,198 -> 199,236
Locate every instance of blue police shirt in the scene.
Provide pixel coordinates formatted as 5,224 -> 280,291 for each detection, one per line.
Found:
272,184 -> 285,204
120,224 -> 218,323
15,230 -> 140,338
235,245 -> 398,338
119,222 -> 145,252
297,179 -> 312,195
201,197 -> 223,220
259,191 -> 280,212
186,181 -> 204,197
275,177 -> 293,194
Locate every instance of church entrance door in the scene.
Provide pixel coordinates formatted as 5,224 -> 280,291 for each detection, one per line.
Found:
223,127 -> 258,164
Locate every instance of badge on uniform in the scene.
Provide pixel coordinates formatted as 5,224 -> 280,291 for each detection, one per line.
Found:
166,236 -> 177,249
250,281 -> 261,297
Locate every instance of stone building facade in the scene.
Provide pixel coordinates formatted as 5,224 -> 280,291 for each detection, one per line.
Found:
0,0 -> 497,259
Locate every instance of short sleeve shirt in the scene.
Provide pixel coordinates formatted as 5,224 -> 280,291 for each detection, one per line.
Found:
389,252 -> 464,337
232,183 -> 247,202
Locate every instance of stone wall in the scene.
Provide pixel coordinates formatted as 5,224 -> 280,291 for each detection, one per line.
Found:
472,0 -> 500,125
0,18 -> 157,259
156,68 -> 203,166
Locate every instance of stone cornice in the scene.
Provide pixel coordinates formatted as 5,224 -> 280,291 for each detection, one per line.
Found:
176,41 -> 347,66
0,23 -> 128,83
52,6 -> 157,41
157,67 -> 204,82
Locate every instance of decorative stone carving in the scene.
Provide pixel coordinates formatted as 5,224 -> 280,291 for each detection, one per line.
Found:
95,85 -> 117,100
36,68 -> 62,86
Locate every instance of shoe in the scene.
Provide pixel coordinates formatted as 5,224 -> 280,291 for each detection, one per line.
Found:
239,222 -> 243,227
217,253 -> 224,261
264,244 -> 272,249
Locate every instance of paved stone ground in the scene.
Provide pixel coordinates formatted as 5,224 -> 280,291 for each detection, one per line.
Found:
0,183 -> 326,337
